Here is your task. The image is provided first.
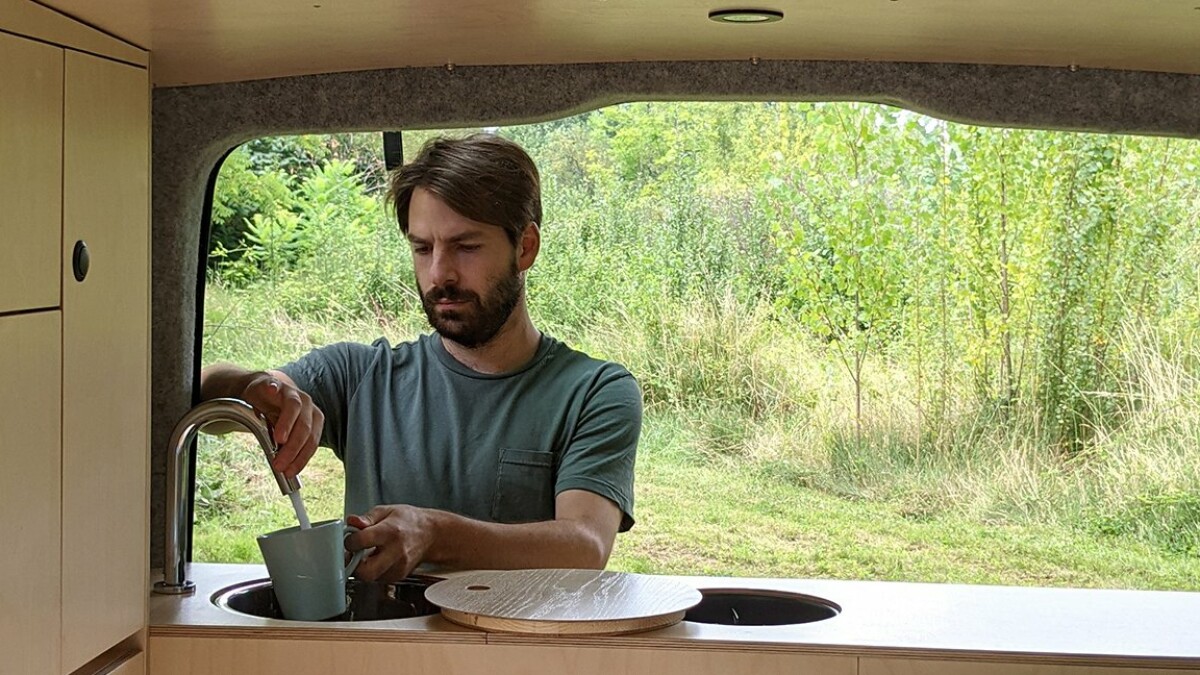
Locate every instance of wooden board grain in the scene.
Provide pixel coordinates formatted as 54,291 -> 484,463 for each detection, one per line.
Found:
32,0 -> 1200,85
0,312 -> 62,675
61,50 -> 150,673
147,636 -> 858,675
425,569 -> 702,636
0,32 -> 61,315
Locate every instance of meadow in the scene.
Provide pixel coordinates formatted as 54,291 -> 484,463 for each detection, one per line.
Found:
195,102 -> 1200,589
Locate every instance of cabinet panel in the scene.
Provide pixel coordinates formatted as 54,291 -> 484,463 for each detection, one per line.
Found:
0,32 -> 62,314
0,312 -> 62,675
861,657 -> 1200,675
148,637 -> 857,675
61,50 -> 150,674
0,0 -> 148,66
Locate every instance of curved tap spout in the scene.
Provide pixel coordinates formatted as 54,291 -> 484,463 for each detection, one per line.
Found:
153,398 -> 302,595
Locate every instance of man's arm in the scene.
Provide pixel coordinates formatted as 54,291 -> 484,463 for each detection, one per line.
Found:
198,363 -> 324,477
346,489 -> 623,580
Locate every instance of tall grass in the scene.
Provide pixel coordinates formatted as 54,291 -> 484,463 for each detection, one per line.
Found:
200,280 -> 1200,569
563,289 -> 1200,556
195,110 -> 1200,582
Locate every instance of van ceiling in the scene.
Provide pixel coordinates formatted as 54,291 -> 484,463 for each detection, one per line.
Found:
41,0 -> 1200,87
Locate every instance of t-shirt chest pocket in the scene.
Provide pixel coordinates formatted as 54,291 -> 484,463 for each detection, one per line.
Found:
491,448 -> 556,523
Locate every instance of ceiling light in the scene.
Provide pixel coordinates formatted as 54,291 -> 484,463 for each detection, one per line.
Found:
708,9 -> 784,24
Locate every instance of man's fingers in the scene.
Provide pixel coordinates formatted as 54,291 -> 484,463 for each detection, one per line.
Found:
351,548 -> 396,581
345,509 -> 404,553
271,389 -> 306,447
281,434 -> 319,478
352,548 -> 414,582
269,420 -> 305,472
345,519 -> 403,581
342,506 -> 425,582
344,511 -> 391,551
346,513 -> 374,530
243,374 -> 283,409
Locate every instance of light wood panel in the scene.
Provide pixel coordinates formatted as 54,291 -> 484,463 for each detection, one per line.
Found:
155,565 -> 1200,666
861,657 -> 1200,675
148,636 -> 856,675
61,50 -> 149,674
0,0 -> 147,65
30,0 -> 1200,86
0,31 -> 61,314
426,569 -> 702,635
0,312 -> 62,675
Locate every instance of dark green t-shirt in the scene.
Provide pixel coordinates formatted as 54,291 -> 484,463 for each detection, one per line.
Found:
279,333 -> 641,531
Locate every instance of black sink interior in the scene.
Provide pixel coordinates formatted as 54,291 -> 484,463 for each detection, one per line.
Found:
684,589 -> 840,626
216,576 -> 441,622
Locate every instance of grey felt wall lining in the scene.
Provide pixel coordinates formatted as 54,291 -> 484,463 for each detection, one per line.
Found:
150,59 -> 1200,566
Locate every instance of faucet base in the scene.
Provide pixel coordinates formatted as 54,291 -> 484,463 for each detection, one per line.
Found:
153,580 -> 197,596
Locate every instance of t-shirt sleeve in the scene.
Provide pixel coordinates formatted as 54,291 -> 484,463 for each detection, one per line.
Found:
277,341 -> 379,459
555,366 -> 643,532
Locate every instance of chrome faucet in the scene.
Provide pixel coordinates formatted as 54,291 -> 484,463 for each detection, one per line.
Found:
153,398 -> 302,595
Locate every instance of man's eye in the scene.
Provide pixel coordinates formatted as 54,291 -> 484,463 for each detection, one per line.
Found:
460,244 -> 481,252
411,246 -> 430,255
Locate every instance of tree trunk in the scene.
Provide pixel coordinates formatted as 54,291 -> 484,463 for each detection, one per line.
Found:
998,146 -> 1015,415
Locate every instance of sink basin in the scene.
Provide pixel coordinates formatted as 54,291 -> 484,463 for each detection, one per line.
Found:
684,589 -> 840,626
213,576 -> 442,621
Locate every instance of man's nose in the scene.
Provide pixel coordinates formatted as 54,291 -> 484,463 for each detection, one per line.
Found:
428,247 -> 459,286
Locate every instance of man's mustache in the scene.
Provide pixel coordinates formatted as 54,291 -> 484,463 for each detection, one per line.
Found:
424,286 -> 478,304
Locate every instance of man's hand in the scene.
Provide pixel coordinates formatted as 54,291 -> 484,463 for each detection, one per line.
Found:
200,364 -> 324,477
345,505 -> 435,581
343,491 -> 623,581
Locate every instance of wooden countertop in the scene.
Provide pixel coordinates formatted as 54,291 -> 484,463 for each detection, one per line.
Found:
150,563 -> 1200,669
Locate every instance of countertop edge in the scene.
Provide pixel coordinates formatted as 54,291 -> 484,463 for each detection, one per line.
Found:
149,563 -> 1200,669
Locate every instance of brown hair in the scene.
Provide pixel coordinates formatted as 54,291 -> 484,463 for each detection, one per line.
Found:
387,133 -> 542,246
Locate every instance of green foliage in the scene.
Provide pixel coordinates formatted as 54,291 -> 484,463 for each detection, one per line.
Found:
201,105 -> 1200,576
210,144 -> 420,322
209,147 -> 294,258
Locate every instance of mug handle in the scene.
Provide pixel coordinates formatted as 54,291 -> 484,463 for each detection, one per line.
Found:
343,525 -> 367,576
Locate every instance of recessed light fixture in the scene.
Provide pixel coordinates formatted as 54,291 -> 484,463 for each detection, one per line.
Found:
708,9 -> 784,24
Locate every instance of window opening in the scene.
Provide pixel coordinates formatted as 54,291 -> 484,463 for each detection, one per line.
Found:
196,103 -> 1200,590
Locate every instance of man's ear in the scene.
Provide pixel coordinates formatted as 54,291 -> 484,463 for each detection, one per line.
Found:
516,222 -> 540,272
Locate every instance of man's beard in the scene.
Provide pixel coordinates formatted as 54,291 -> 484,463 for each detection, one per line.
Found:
419,261 -> 523,349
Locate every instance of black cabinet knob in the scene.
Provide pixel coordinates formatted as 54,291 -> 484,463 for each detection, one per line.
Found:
72,240 -> 89,282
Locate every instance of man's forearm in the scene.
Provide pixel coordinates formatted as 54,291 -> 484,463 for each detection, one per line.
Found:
200,363 -> 265,401
423,510 -> 612,571
196,364 -> 270,435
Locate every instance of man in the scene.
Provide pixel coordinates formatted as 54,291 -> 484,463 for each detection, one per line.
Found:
200,134 -> 642,581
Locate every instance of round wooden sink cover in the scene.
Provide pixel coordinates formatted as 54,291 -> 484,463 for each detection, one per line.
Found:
425,569 -> 702,635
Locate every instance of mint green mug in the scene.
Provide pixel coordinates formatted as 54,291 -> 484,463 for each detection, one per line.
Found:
256,518 -> 366,621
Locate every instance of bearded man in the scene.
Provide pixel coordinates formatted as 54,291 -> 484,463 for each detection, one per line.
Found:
200,134 -> 642,580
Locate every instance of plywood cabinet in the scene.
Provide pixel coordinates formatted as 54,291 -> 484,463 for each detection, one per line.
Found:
60,49 -> 151,675
859,657 -> 1200,675
0,31 -> 62,314
147,636 -> 1200,675
0,6 -> 150,675
148,636 -> 858,675
0,312 -> 63,675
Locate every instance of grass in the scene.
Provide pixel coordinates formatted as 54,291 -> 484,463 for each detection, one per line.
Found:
194,282 -> 1200,592
609,414 -> 1200,588
194,404 -> 1200,591
194,434 -> 347,563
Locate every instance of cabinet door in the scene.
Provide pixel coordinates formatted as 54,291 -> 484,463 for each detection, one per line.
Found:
0,32 -> 62,314
0,312 -> 62,675
61,50 -> 150,674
